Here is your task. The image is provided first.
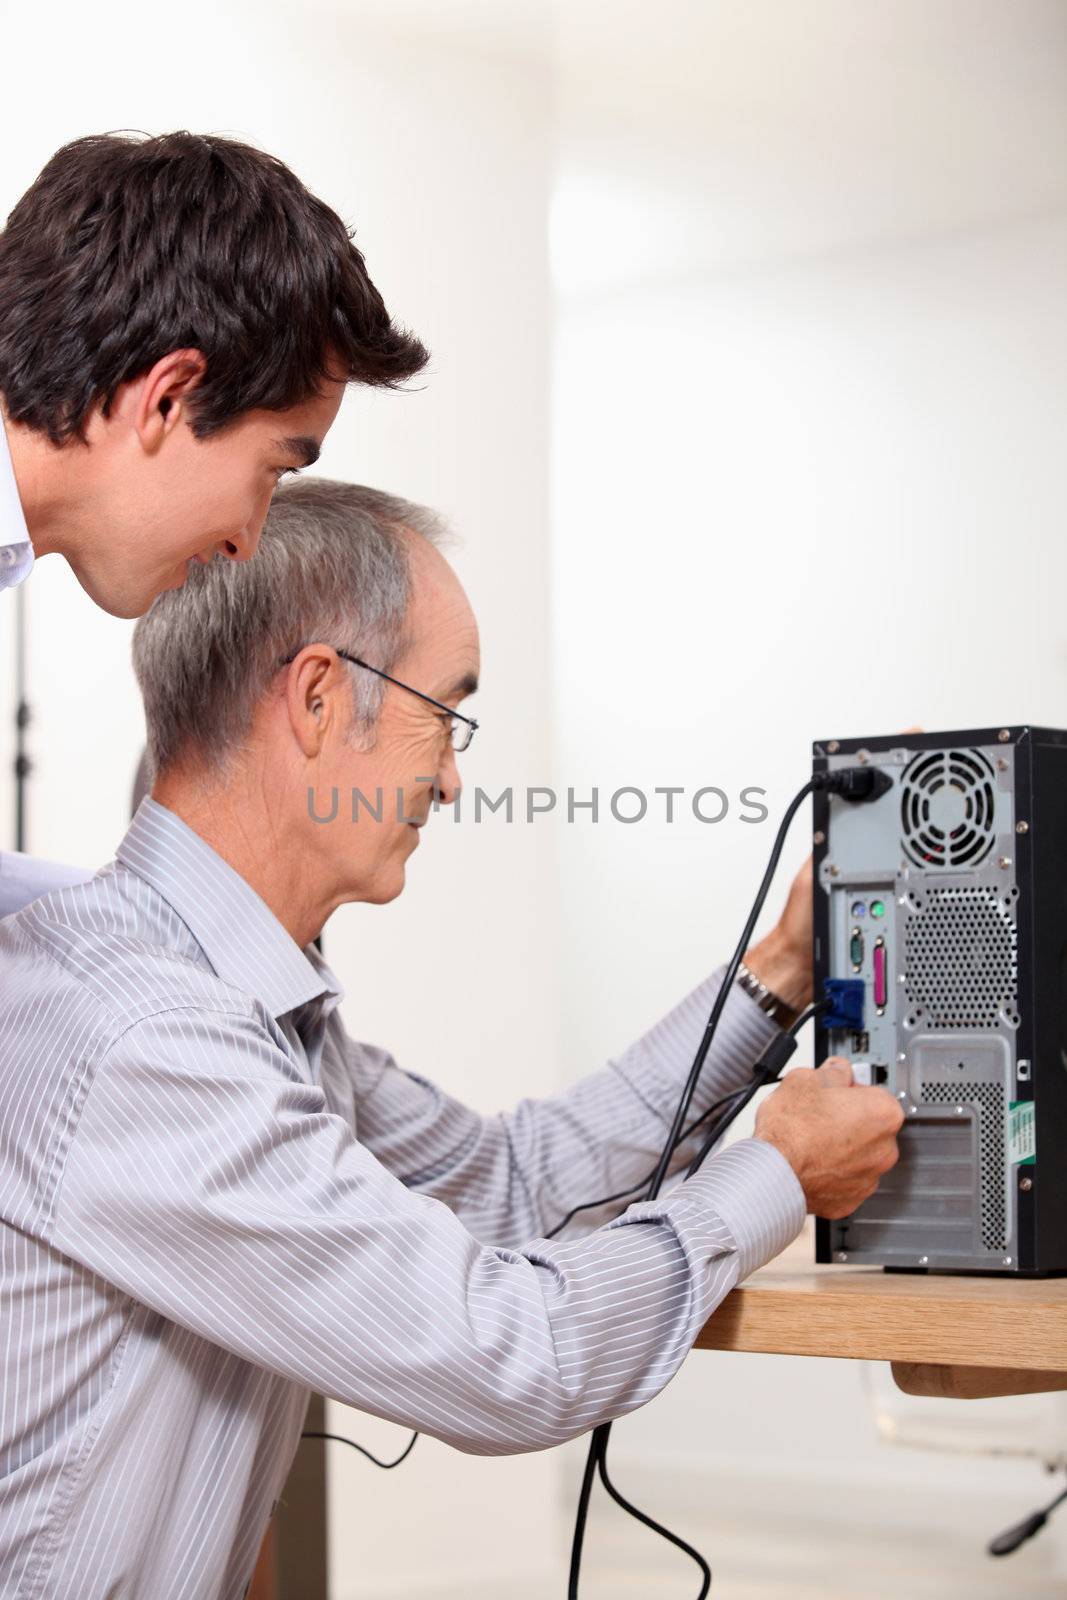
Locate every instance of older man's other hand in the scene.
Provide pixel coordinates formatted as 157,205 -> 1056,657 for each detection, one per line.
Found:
753,1058 -> 904,1219
744,730 -> 925,1017
744,853 -> 814,1015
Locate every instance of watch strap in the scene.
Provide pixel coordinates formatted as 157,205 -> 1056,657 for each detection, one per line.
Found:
735,960 -> 799,1030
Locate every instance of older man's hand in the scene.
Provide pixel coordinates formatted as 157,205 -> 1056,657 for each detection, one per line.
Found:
744,853 -> 814,1014
744,729 -> 925,1015
753,1059 -> 904,1218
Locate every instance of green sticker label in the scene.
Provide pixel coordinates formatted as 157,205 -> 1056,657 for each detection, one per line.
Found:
1009,1100 -> 1036,1166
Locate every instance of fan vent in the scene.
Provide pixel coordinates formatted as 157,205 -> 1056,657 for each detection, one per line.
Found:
919,1080 -> 1007,1251
901,748 -> 997,868
903,886 -> 1018,1030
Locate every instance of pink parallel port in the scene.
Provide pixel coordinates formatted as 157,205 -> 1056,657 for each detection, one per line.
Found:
873,938 -> 888,1011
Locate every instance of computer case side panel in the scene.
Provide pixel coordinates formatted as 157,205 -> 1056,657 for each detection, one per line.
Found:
1030,735 -> 1067,1271
812,753 -> 832,1265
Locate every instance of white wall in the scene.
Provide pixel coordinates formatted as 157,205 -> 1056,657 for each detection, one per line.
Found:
0,5 -> 559,1595
550,5 -> 1067,1587
553,208 -> 1067,1582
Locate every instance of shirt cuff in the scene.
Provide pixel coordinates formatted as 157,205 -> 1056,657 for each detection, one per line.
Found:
666,1136 -> 805,1281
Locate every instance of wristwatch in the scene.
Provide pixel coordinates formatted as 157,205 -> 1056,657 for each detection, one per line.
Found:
735,960 -> 799,1030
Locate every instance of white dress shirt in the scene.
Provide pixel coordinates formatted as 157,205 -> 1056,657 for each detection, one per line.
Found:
0,414 -> 32,590
0,417 -> 71,904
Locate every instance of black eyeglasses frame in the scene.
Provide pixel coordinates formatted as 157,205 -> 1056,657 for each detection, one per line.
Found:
279,646 -> 479,753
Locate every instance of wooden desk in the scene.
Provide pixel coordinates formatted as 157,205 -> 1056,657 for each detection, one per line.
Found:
696,1239 -> 1067,1398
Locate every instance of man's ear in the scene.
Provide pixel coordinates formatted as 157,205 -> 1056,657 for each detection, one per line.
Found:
130,349 -> 209,454
284,647 -> 341,758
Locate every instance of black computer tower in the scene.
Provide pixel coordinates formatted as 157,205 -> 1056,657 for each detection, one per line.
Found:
812,727 -> 1067,1275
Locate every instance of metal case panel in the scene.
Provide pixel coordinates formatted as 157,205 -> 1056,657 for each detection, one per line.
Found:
811,729 -> 1065,1274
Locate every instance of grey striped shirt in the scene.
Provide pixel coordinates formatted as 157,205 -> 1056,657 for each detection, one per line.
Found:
0,799 -> 803,1600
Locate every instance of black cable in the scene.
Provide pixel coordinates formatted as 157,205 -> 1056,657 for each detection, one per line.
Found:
567,769 -> 880,1598
549,998 -> 828,1243
597,1426 -> 711,1600
641,778 -> 817,1206
988,1473 -> 1067,1557
567,1424 -> 604,1598
563,1004 -> 828,1594
685,1001 -> 829,1179
777,996 -> 830,1037
544,1087 -> 748,1241
301,1429 -> 419,1470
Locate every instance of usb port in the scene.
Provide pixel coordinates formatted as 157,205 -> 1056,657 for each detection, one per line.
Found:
873,938 -> 888,1012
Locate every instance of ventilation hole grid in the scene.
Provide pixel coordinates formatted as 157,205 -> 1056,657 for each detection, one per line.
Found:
920,1080 -> 1007,1251
901,748 -> 998,869
903,886 -> 1017,1030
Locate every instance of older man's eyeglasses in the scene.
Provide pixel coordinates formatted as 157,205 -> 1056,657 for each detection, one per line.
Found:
280,647 -> 479,753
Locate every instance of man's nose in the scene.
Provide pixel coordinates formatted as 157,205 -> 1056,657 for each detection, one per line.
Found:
435,747 -> 462,808
217,533 -> 255,564
218,492 -> 273,563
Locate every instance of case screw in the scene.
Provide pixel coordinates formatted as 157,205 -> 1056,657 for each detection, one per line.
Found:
1003,1256 -> 1013,1267
998,729 -> 1011,742
828,865 -> 839,877
1020,1176 -> 1033,1192
1016,820 -> 1029,834
835,1252 -> 849,1263
813,830 -> 825,845
827,740 -> 840,753
996,757 -> 1008,771
918,1256 -> 929,1266
856,749 -> 870,764
998,856 -> 1012,869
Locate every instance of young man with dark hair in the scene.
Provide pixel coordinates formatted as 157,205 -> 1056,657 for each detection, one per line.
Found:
0,130 -> 427,914
0,130 -> 427,619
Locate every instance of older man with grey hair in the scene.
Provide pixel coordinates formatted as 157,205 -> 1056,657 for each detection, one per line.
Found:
0,479 -> 901,1600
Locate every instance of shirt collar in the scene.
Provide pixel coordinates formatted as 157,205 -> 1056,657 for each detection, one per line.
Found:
0,415 -> 33,589
116,797 -> 340,1021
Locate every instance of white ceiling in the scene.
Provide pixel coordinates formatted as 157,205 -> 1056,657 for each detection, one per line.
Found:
552,0 -> 1067,292
307,0 -> 1067,294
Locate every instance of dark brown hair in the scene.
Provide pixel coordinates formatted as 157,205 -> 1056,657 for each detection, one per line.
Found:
0,132 -> 429,443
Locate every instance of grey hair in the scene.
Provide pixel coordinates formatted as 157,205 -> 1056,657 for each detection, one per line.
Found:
132,477 -> 447,777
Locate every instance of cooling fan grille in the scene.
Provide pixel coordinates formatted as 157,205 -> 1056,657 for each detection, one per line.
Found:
901,748 -> 997,868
